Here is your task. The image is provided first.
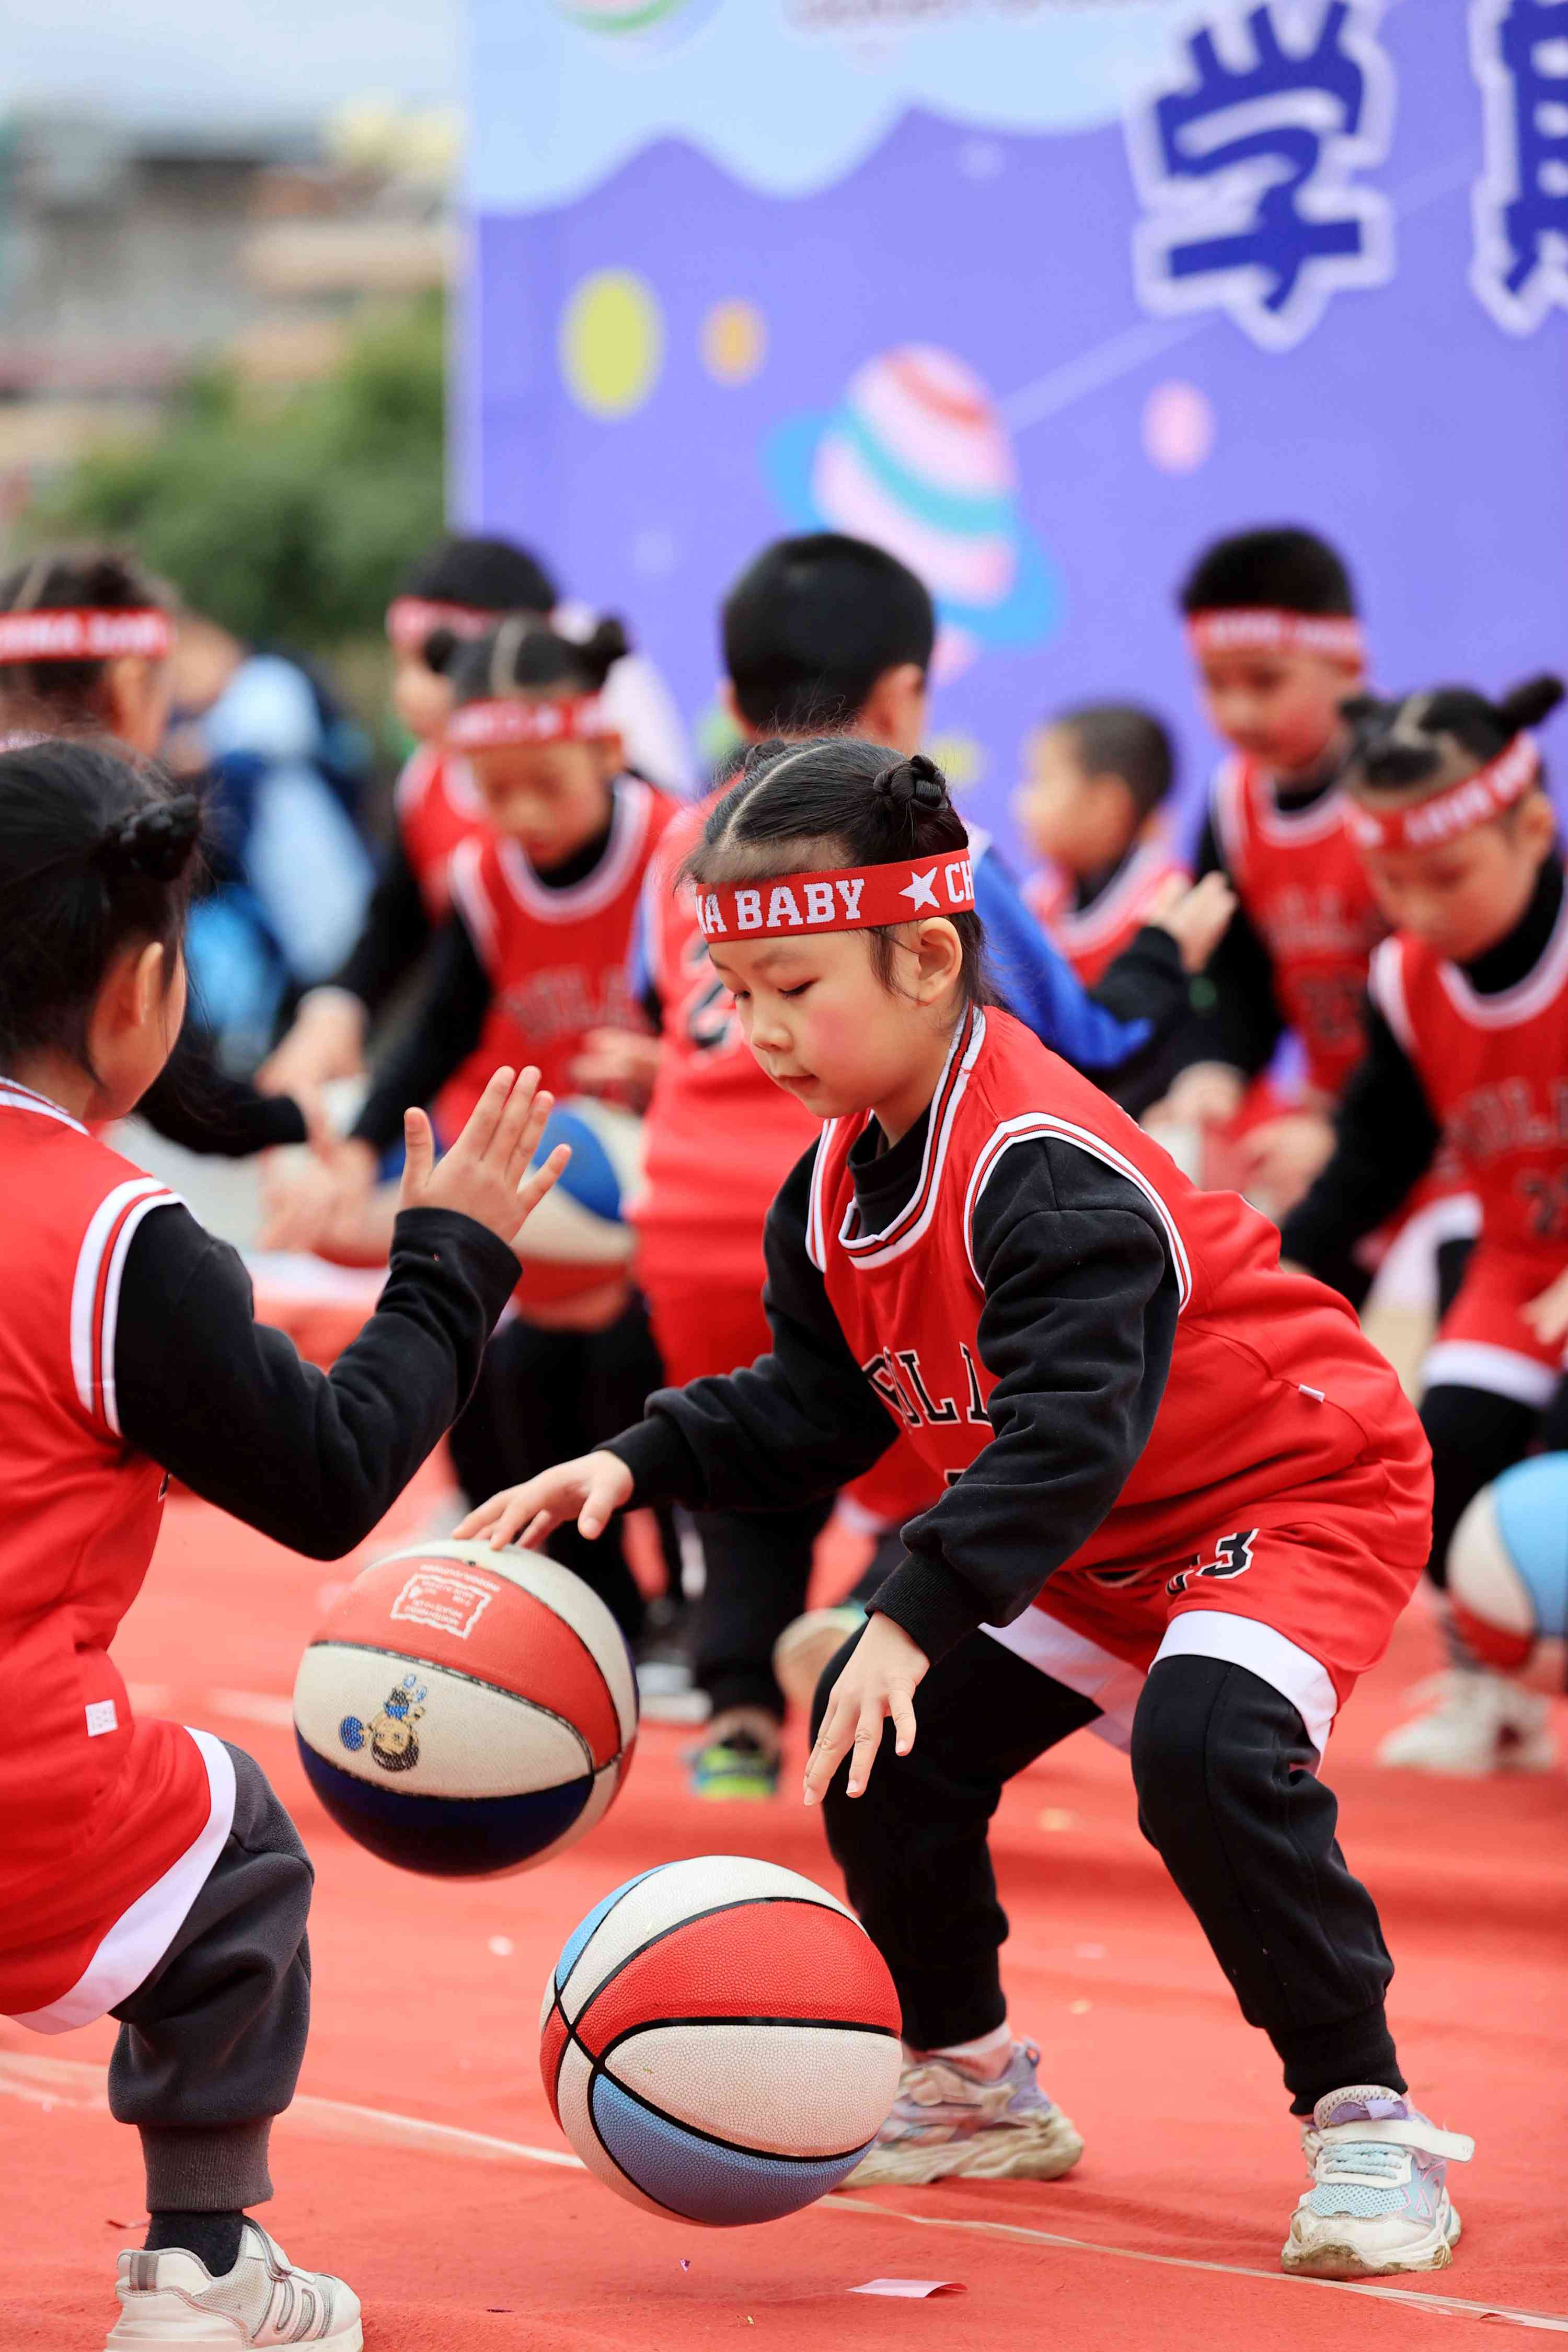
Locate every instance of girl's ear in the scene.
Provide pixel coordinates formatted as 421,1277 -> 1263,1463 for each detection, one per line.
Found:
912,917 -> 964,1004
1519,787 -> 1558,864
595,729 -> 626,779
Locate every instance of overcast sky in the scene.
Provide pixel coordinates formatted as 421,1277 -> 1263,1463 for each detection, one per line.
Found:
1,0 -> 458,131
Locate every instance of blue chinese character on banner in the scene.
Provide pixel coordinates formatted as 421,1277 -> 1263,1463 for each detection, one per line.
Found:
1471,0 -> 1568,332
1127,2 -> 1396,352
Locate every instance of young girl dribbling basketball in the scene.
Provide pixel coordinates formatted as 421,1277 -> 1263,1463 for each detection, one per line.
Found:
463,739 -> 1476,2283
0,736 -> 567,2347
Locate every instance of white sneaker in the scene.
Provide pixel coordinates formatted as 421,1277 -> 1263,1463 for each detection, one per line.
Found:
107,2223 -> 362,2349
844,2039 -> 1083,2187
1377,1668 -> 1556,1775
772,1605 -> 866,1717
1282,2085 -> 1472,2279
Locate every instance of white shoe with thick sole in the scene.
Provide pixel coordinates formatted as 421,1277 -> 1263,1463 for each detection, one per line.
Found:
1377,1667 -> 1555,1775
1282,2086 -> 1473,2280
106,2222 -> 362,2349
845,2039 -> 1084,2188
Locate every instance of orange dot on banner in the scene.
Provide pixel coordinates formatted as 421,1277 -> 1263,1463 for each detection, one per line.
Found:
702,299 -> 766,386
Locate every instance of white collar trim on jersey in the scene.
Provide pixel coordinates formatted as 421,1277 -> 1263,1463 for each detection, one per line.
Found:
0,1076 -> 87,1133
1435,880 -> 1568,1029
1056,830 -> 1177,953
498,777 -> 650,925
809,1006 -> 987,1274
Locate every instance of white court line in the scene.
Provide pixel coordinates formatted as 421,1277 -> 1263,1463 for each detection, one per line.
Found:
2,2052 -> 1561,2332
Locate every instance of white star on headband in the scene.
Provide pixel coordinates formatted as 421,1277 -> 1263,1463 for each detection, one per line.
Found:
900,867 -> 940,912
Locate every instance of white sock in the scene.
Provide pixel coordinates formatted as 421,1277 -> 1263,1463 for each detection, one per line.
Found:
927,2021 -> 1013,2072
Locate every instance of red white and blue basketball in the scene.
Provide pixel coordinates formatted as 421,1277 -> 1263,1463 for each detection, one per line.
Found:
1449,1454 -> 1568,1687
540,1856 -> 902,2224
292,1541 -> 637,1876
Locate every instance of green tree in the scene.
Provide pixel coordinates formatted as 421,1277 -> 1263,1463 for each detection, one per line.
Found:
36,295 -> 447,653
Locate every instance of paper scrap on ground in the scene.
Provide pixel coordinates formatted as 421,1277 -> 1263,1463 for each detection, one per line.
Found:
850,2279 -> 966,2298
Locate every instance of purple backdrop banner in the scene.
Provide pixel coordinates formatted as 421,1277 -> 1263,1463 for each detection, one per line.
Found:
460,1 -> 1567,852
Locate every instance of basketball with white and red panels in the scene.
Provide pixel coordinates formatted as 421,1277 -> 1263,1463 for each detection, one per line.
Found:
540,1857 -> 902,2226
292,1542 -> 637,1878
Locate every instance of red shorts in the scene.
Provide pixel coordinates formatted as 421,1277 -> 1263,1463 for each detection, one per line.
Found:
987,1452 -> 1430,1757
1423,1241 -> 1567,1409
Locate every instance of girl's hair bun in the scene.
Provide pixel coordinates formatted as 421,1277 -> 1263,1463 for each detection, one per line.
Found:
1498,672 -> 1565,733
96,794 -> 202,884
741,735 -> 791,777
421,626 -> 462,676
578,616 -> 630,691
872,751 -> 948,811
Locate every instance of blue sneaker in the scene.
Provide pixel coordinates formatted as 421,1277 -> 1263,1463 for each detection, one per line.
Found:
1283,2085 -> 1473,2278
845,2039 -> 1083,2187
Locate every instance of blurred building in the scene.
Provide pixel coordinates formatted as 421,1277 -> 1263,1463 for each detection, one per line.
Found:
0,103 -> 455,490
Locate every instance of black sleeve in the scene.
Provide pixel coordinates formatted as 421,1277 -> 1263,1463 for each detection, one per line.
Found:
1279,1004 -> 1442,1283
330,831 -> 431,1016
867,1140 -> 1179,1664
1086,927 -> 1200,1115
115,1203 -> 520,1557
1168,810 -> 1285,1081
605,1145 -> 899,1507
351,913 -> 492,1154
140,1015 -> 308,1157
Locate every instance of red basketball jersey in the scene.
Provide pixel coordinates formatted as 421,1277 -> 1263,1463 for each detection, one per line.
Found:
443,777 -> 677,1138
0,1086 -> 228,2025
805,1007 -> 1429,1667
634,794 -> 821,1299
1370,904 -> 1568,1265
1023,831 -> 1187,986
395,743 -> 488,919
1212,755 -> 1387,1100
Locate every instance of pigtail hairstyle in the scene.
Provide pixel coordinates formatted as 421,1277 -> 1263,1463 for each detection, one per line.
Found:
0,736 -> 201,1078
685,736 -> 994,1008
1344,672 -> 1564,803
0,547 -> 173,726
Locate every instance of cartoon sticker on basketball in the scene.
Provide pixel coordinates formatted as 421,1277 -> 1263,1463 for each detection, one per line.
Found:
337,1674 -> 427,1774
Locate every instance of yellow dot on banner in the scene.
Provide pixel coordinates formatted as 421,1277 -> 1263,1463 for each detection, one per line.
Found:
925,732 -> 987,792
560,270 -> 664,420
701,298 -> 766,386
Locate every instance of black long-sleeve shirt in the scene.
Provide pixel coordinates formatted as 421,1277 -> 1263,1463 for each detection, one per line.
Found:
1281,854 -> 1566,1284
114,1204 -> 520,1556
606,1112 -> 1179,1664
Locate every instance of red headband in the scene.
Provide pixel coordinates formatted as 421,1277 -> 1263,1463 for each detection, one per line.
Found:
693,854 -> 977,943
1348,732 -> 1541,854
1186,608 -> 1364,662
386,596 -> 502,652
0,608 -> 173,664
446,694 -> 611,751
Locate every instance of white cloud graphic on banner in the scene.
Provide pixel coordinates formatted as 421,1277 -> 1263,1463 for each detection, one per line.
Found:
471,0 -> 1208,212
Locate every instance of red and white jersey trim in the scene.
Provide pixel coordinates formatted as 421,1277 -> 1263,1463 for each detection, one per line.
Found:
70,1178 -> 179,1437
1052,834 -> 1182,962
806,1008 -> 987,1273
0,1078 -> 87,1133
1367,935 -> 1414,1053
448,833 -> 494,962
1435,887 -> 1568,1029
498,780 -> 657,925
1213,753 -> 1345,863
11,1729 -> 236,2034
962,1112 -> 1193,1307
393,742 -> 483,823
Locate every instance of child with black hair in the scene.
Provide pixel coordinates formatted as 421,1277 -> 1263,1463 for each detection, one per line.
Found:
1282,672 -> 1568,1775
0,735 -> 566,2347
268,613 -> 678,1641
0,547 -> 317,1161
1153,526 -> 1394,1232
463,738 -> 1475,2285
630,532 -> 1230,1795
1013,701 -> 1186,982
260,532 -> 691,1107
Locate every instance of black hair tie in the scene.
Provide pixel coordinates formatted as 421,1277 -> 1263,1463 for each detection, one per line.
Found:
872,752 -> 948,812
96,794 -> 202,884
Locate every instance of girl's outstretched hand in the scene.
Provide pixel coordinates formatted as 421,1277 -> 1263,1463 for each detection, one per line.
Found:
454,1449 -> 634,1550
803,1613 -> 930,1807
399,1064 -> 571,1256
1145,869 -> 1237,974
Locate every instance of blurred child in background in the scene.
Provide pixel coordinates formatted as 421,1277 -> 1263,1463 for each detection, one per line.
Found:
1282,673 -> 1566,1774
1014,701 -> 1186,984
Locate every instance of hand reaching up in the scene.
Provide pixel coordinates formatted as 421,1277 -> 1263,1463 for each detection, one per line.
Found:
399,1065 -> 571,1258
1144,870 -> 1237,974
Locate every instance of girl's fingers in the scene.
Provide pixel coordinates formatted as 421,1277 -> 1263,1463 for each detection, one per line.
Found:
889,1684 -> 918,1758
511,1143 -> 572,1241
844,1701 -> 887,1797
578,1465 -> 625,1541
452,1499 -> 499,1540
521,1509 -> 558,1551
501,1080 -> 554,1185
487,1067 -> 544,1173
802,1696 -> 854,1807
399,1106 -> 435,1203
457,1066 -> 516,1163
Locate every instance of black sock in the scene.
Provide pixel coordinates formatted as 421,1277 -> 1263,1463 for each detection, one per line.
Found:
144,2210 -> 246,2275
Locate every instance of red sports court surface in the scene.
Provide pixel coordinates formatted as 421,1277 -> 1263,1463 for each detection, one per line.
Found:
6,1471 -> 1566,2349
